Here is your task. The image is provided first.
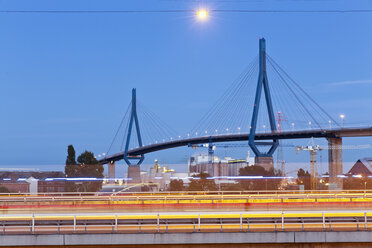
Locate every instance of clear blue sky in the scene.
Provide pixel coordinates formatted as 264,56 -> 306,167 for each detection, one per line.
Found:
1,0 -> 372,173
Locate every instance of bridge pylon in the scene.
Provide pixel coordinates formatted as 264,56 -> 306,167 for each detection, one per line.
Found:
124,88 -> 144,183
249,38 -> 279,171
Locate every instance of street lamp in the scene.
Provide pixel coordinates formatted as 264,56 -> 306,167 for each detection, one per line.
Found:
340,114 -> 345,128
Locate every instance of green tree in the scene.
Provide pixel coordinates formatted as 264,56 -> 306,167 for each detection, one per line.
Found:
66,145 -> 77,166
344,176 -> 372,190
297,168 -> 311,190
64,145 -> 78,192
188,173 -> 217,191
239,165 -> 283,191
64,146 -> 104,192
169,179 -> 184,191
76,151 -> 104,192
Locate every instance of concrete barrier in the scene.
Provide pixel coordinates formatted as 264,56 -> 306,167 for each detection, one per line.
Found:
0,231 -> 371,246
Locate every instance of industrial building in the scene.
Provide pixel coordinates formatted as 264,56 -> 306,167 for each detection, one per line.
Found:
0,171 -> 65,193
188,152 -> 255,177
142,160 -> 189,190
348,158 -> 372,175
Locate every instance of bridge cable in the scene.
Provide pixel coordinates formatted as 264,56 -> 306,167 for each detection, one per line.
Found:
192,56 -> 258,136
106,102 -> 131,156
266,57 -> 323,130
189,56 -> 258,136
267,54 -> 340,127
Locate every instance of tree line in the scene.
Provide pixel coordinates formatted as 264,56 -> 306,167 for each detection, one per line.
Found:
64,145 -> 104,192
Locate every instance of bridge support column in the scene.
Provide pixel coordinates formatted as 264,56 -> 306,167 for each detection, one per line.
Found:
108,162 -> 115,184
255,157 -> 274,171
128,166 -> 141,184
327,137 -> 343,190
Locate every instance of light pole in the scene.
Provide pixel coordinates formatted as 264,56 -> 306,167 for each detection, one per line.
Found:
340,114 -> 345,128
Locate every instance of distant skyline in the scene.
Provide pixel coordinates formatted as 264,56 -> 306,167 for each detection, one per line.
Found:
1,0 -> 372,173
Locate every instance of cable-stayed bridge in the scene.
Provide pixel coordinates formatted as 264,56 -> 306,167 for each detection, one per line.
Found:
98,38 -> 372,190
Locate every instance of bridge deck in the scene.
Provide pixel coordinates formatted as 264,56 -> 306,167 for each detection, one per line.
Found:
99,127 -> 372,164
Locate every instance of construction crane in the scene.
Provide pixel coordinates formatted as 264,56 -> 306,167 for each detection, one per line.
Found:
295,138 -> 372,190
295,140 -> 322,190
189,143 -> 216,164
190,141 -> 372,184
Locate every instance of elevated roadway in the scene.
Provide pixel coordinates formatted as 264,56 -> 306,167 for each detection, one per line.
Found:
1,210 -> 372,234
3,192 -> 372,214
2,210 -> 372,246
98,127 -> 372,189
99,127 -> 372,163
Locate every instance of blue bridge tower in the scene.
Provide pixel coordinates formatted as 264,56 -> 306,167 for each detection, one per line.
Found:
248,38 -> 279,170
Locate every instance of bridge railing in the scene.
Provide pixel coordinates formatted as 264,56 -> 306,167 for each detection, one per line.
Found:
2,191 -> 372,206
1,212 -> 371,235
3,189 -> 372,198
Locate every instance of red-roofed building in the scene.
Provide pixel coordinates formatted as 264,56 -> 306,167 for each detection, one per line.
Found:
348,158 -> 372,175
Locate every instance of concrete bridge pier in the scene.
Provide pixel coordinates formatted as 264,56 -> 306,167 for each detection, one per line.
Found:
108,162 -> 115,183
128,166 -> 141,183
327,137 -> 343,190
255,156 -> 274,171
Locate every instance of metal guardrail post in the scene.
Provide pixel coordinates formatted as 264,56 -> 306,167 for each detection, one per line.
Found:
240,214 -> 243,231
322,213 -> 325,230
157,214 -> 160,232
73,215 -> 76,233
115,215 -> 118,232
365,212 -> 368,230
31,214 -> 35,234
198,214 -> 201,231
302,220 -> 304,231
281,212 -> 284,230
